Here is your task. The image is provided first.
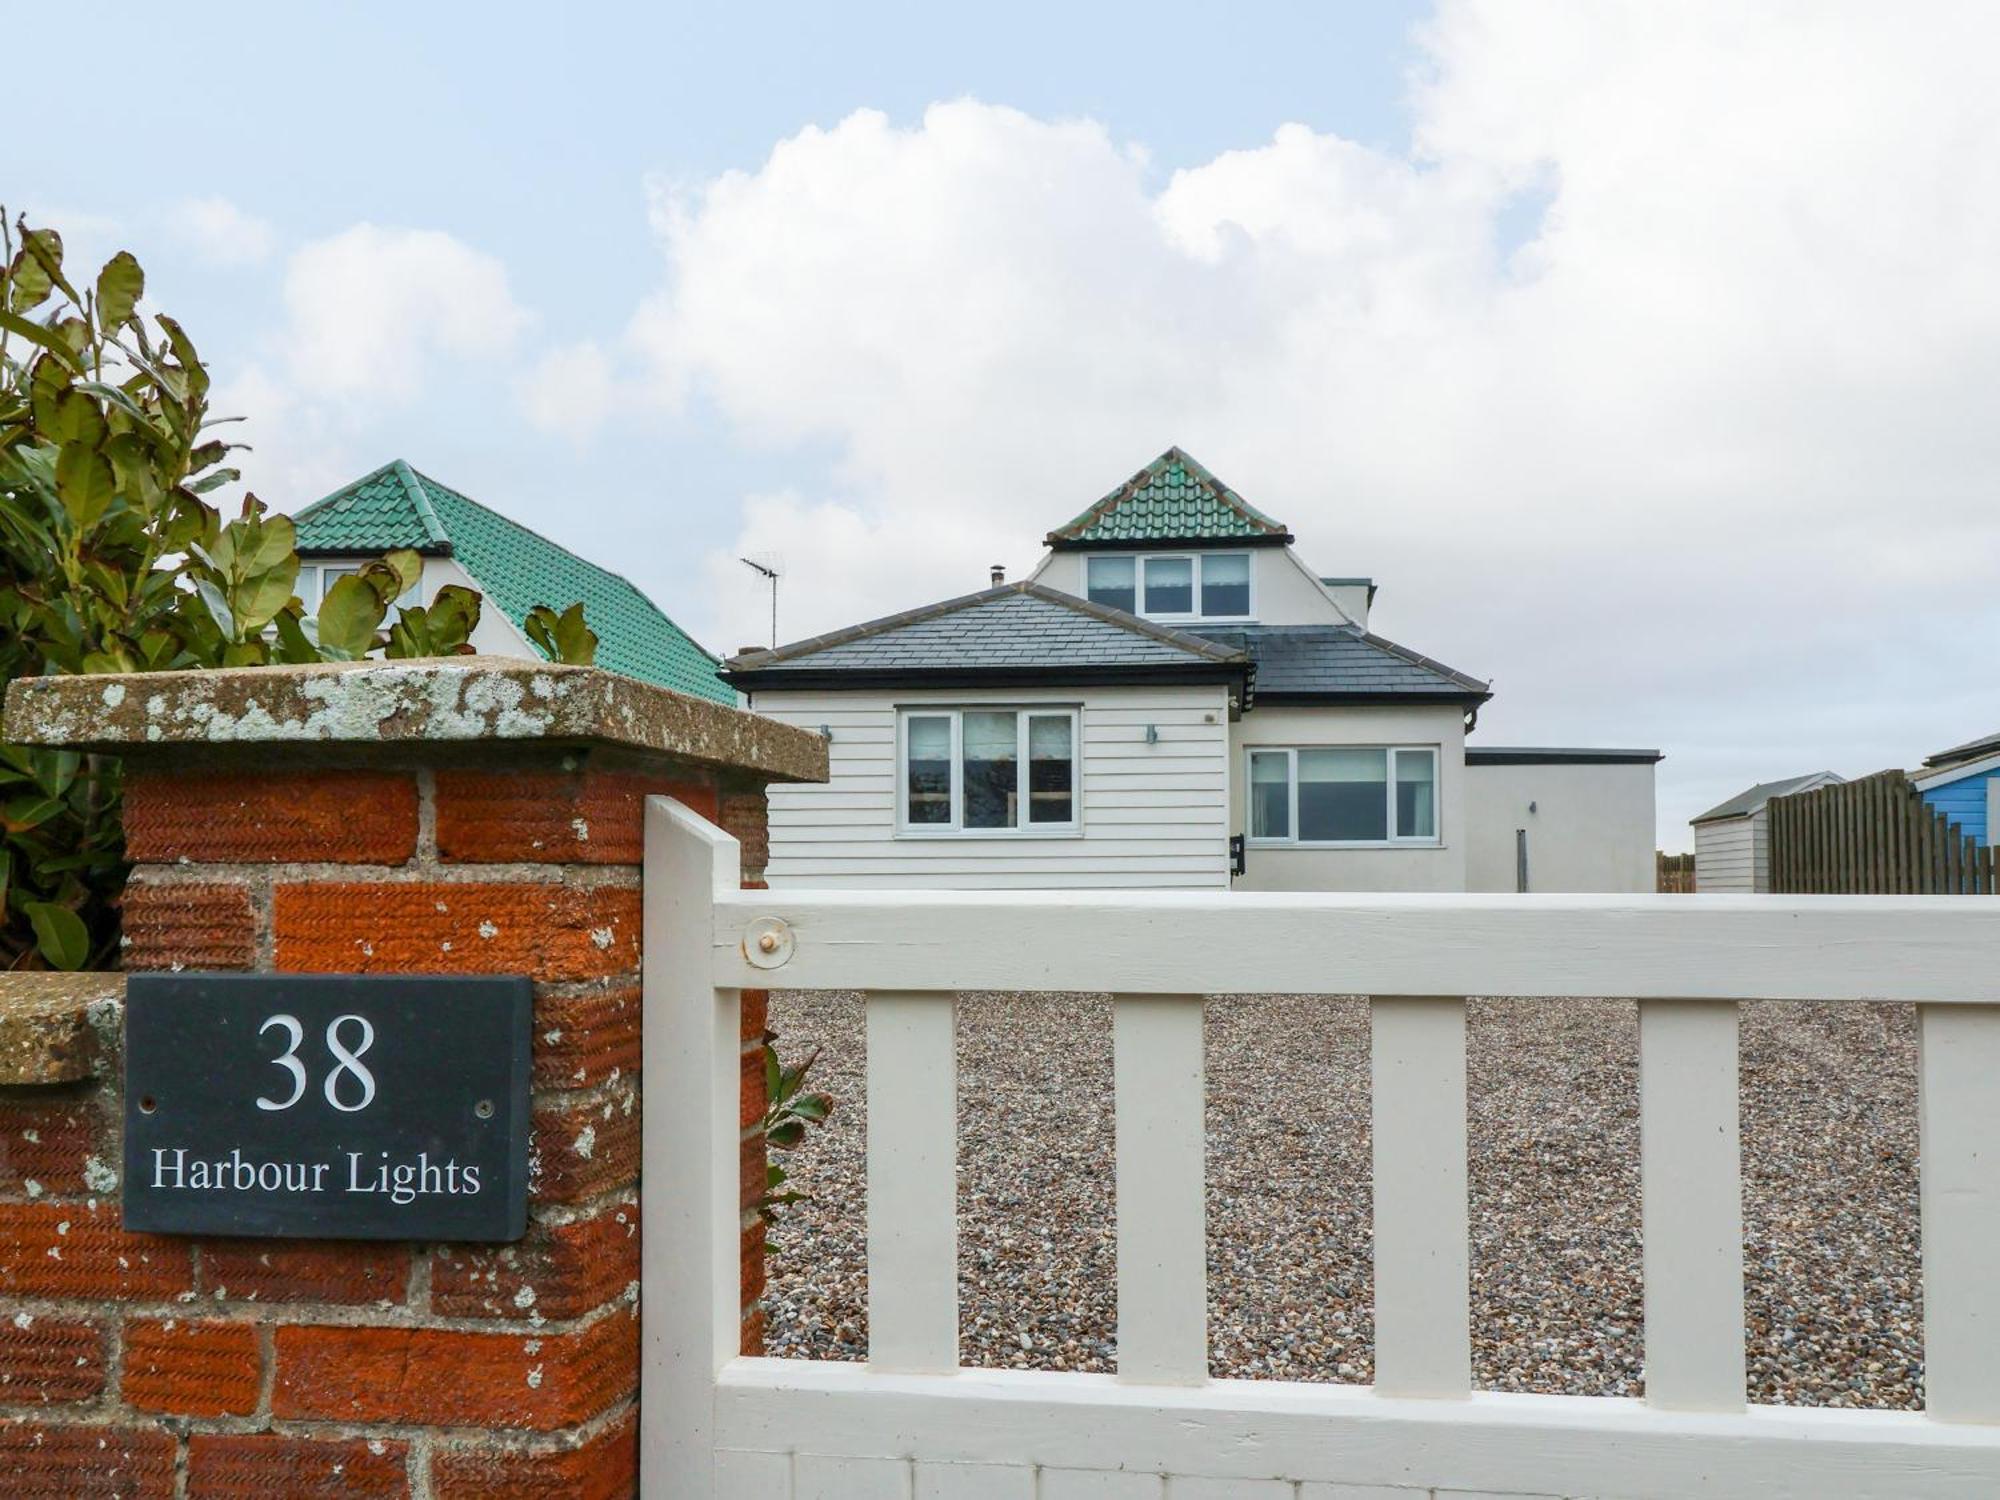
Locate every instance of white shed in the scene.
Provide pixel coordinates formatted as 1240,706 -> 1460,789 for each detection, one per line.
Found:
1690,771 -> 1843,892
1464,748 -> 1663,893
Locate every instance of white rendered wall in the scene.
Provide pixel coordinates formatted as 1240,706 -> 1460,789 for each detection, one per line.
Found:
421,556 -> 540,659
1465,760 -> 1659,893
1230,702 -> 1468,892
747,682 -> 1232,888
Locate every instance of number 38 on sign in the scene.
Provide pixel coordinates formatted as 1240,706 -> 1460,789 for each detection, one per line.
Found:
123,973 -> 531,1241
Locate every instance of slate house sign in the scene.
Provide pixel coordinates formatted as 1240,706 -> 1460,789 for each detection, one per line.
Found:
123,973 -> 531,1241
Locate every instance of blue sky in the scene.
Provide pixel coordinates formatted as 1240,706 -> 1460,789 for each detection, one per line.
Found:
10,0 -> 1423,564
13,2 -> 2000,845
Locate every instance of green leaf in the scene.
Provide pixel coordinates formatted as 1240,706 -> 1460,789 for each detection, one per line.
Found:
271,605 -> 323,663
153,314 -> 210,400
425,584 -> 481,651
3,795 -> 65,832
523,601 -> 599,666
232,561 -> 299,633
185,466 -> 240,495
381,547 -> 422,597
0,308 -> 86,374
53,443 -> 116,528
51,388 -> 108,449
16,226 -> 79,304
316,571 -> 386,657
246,508 -> 294,573
24,902 -> 89,971
193,576 -> 236,639
94,251 -> 144,327
6,245 -> 52,311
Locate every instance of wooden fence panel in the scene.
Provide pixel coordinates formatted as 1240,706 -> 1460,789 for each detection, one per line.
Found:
1769,770 -> 1996,895
1656,851 -> 1696,893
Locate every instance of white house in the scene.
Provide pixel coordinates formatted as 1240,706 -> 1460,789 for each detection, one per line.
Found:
1690,770 -> 1843,892
726,448 -> 1659,892
291,459 -> 734,703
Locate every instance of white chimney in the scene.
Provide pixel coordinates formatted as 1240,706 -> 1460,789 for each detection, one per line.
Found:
990,564 -> 1006,586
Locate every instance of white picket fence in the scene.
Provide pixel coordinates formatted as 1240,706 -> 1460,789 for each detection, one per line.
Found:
642,799 -> 2000,1499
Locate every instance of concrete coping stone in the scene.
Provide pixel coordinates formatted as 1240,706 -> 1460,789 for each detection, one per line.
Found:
0,972 -> 122,1085
2,657 -> 829,785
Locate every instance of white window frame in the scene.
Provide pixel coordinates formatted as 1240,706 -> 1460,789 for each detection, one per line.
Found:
896,706 -> 1083,837
298,559 -> 421,612
1244,745 -> 1441,848
1084,551 -> 1255,623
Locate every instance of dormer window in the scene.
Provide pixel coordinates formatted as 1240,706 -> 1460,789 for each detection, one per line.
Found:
1086,551 -> 1252,621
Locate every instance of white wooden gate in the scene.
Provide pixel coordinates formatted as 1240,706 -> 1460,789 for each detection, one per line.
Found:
642,799 -> 2000,1498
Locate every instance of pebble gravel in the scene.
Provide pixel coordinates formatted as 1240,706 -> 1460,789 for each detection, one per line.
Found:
763,992 -> 1921,1408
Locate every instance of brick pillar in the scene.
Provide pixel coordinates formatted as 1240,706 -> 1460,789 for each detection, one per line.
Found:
0,660 -> 824,1497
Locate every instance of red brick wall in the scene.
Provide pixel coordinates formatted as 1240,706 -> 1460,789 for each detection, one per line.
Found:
1,755 -> 770,1496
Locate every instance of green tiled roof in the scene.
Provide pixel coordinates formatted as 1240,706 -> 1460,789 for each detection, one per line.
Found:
1045,447 -> 1292,549
291,460 -> 732,703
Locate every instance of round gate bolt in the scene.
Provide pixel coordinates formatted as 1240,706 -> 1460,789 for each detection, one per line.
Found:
744,917 -> 794,969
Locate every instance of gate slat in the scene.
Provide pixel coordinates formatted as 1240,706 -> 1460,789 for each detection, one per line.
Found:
866,991 -> 959,1374
1639,1000 -> 1744,1410
1113,994 -> 1207,1385
1919,1003 -> 2000,1422
1371,995 -> 1470,1397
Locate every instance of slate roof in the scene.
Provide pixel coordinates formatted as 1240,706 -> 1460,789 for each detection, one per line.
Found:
291,460 -> 731,703
1691,772 -> 1842,825
723,582 -> 1248,684
1045,447 -> 1292,549
1924,729 -> 2000,769
1192,625 -> 1490,703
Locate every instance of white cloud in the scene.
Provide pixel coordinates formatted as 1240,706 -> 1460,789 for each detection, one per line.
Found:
172,196 -> 277,267
632,3 -> 2000,842
282,224 -> 529,400
210,361 -> 354,511
519,340 -> 616,441
704,490 -> 1023,658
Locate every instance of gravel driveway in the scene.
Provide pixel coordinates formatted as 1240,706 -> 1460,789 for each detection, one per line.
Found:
763,993 -> 1920,1408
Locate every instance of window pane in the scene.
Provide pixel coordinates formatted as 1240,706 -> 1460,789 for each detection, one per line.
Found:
1250,751 -> 1291,839
1027,714 -> 1074,824
906,716 -> 952,825
1143,556 -> 1193,614
1298,748 -> 1388,841
962,710 -> 1018,829
1201,553 -> 1250,616
1396,750 -> 1437,839
295,565 -> 319,606
1086,556 -> 1136,614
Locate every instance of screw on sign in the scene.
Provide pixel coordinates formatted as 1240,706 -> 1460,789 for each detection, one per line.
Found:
122,974 -> 532,1241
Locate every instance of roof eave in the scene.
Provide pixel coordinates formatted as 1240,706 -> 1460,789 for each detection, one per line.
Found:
297,542 -> 455,559
725,663 -> 1250,693
1253,688 -> 1493,708
1466,747 -> 1664,766
1044,531 -> 1295,551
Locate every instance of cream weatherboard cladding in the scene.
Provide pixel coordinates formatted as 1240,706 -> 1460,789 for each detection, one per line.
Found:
753,684 -> 1232,888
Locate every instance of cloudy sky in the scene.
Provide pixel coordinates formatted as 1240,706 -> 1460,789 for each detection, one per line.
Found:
14,1 -> 2000,846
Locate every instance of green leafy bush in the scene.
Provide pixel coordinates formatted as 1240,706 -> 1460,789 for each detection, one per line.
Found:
1,212 -> 596,969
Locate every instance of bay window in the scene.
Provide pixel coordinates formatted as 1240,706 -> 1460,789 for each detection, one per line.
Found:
900,708 -> 1079,833
1085,551 -> 1253,620
1246,746 -> 1439,845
